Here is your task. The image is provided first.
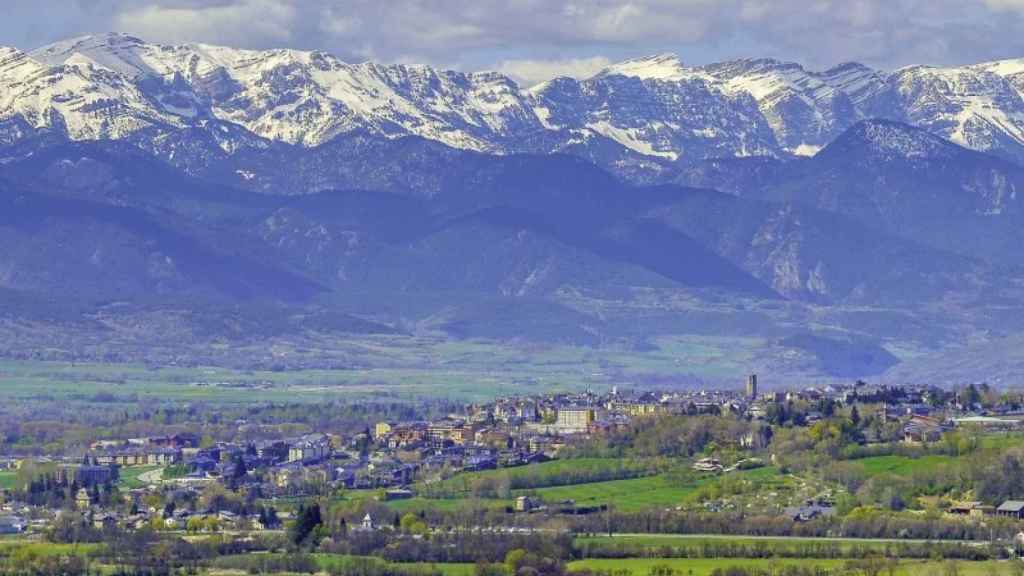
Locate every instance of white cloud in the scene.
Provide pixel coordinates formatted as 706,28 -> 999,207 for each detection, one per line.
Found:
6,0 -> 1024,75
985,0 -> 1024,9
496,56 -> 613,86
114,0 -> 296,46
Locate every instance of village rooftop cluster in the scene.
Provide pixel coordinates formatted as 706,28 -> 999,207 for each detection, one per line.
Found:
1,377 -> 1021,537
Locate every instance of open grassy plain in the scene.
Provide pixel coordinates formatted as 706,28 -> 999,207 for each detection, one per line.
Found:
567,557 -> 1005,575
0,331 -> 822,406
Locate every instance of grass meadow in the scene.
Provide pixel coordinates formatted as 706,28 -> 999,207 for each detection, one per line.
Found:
567,557 -> 1006,575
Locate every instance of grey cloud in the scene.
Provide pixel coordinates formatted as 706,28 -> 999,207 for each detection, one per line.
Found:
496,56 -> 614,86
4,0 -> 1024,76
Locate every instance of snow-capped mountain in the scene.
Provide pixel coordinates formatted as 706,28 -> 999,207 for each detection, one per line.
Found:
696,58 -> 862,156
20,33 -> 544,151
974,58 -> 1024,96
528,55 -> 779,162
0,42 -> 185,143
5,33 -> 1024,181
879,63 -> 1024,163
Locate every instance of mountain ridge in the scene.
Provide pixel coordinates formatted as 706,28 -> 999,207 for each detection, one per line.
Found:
7,36 -> 1024,382
5,33 -> 1024,181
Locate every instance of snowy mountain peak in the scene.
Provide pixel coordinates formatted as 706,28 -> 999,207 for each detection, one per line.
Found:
11,34 -> 547,150
888,64 -> 1024,154
0,45 -> 37,77
824,120 -> 957,160
818,62 -> 887,105
971,58 -> 1024,100
30,33 -> 150,72
4,34 -> 1024,176
595,53 -> 688,81
971,58 -> 1024,77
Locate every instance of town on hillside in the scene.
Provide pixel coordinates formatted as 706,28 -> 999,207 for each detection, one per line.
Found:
4,376 -> 1024,543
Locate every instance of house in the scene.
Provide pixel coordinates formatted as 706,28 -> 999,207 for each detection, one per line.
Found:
359,513 -> 374,531
192,455 -> 218,474
427,419 -> 471,445
217,510 -> 239,526
953,416 -> 1019,431
475,429 -> 513,450
465,454 -> 498,472
288,434 -> 330,463
149,433 -> 200,449
384,489 -> 414,501
167,509 -> 192,530
333,466 -> 359,488
515,495 -> 542,512
58,463 -> 119,487
948,501 -> 986,518
255,440 -> 288,463
785,504 -> 835,522
95,451 -> 148,467
556,407 -> 595,433
998,501 -> 1024,519
388,424 -> 428,448
0,516 -> 26,534
147,448 -> 182,466
747,404 -> 768,420
75,488 -> 92,510
127,513 -> 151,531
693,457 -> 723,473
609,401 -> 663,417
904,416 -> 948,443
374,422 -> 393,439
92,512 -> 118,531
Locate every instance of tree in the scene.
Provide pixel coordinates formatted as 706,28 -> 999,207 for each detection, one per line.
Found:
850,405 -> 861,427
267,506 -> 280,528
48,511 -> 97,544
186,517 -> 204,533
964,384 -> 981,407
337,517 -> 348,538
232,455 -> 247,479
289,503 -> 323,547
399,512 -> 428,536
505,549 -> 527,573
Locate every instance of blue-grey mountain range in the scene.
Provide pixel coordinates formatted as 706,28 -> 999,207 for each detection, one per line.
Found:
4,33 -> 1024,384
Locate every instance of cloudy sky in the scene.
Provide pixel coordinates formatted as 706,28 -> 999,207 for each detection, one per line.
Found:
6,0 -> 1024,85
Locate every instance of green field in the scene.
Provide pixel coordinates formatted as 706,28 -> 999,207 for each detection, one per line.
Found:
575,533 -> 986,556
118,465 -> 161,489
0,543 -> 1006,575
388,496 -> 512,514
853,454 -> 955,477
0,332 -> 793,406
0,541 -> 101,557
522,474 -> 694,512
408,465 -> 784,514
268,459 -> 786,516
567,557 -> 1003,575
212,553 -> 476,576
312,555 -> 476,576
0,471 -> 15,490
526,467 -> 783,513
425,458 -> 657,495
